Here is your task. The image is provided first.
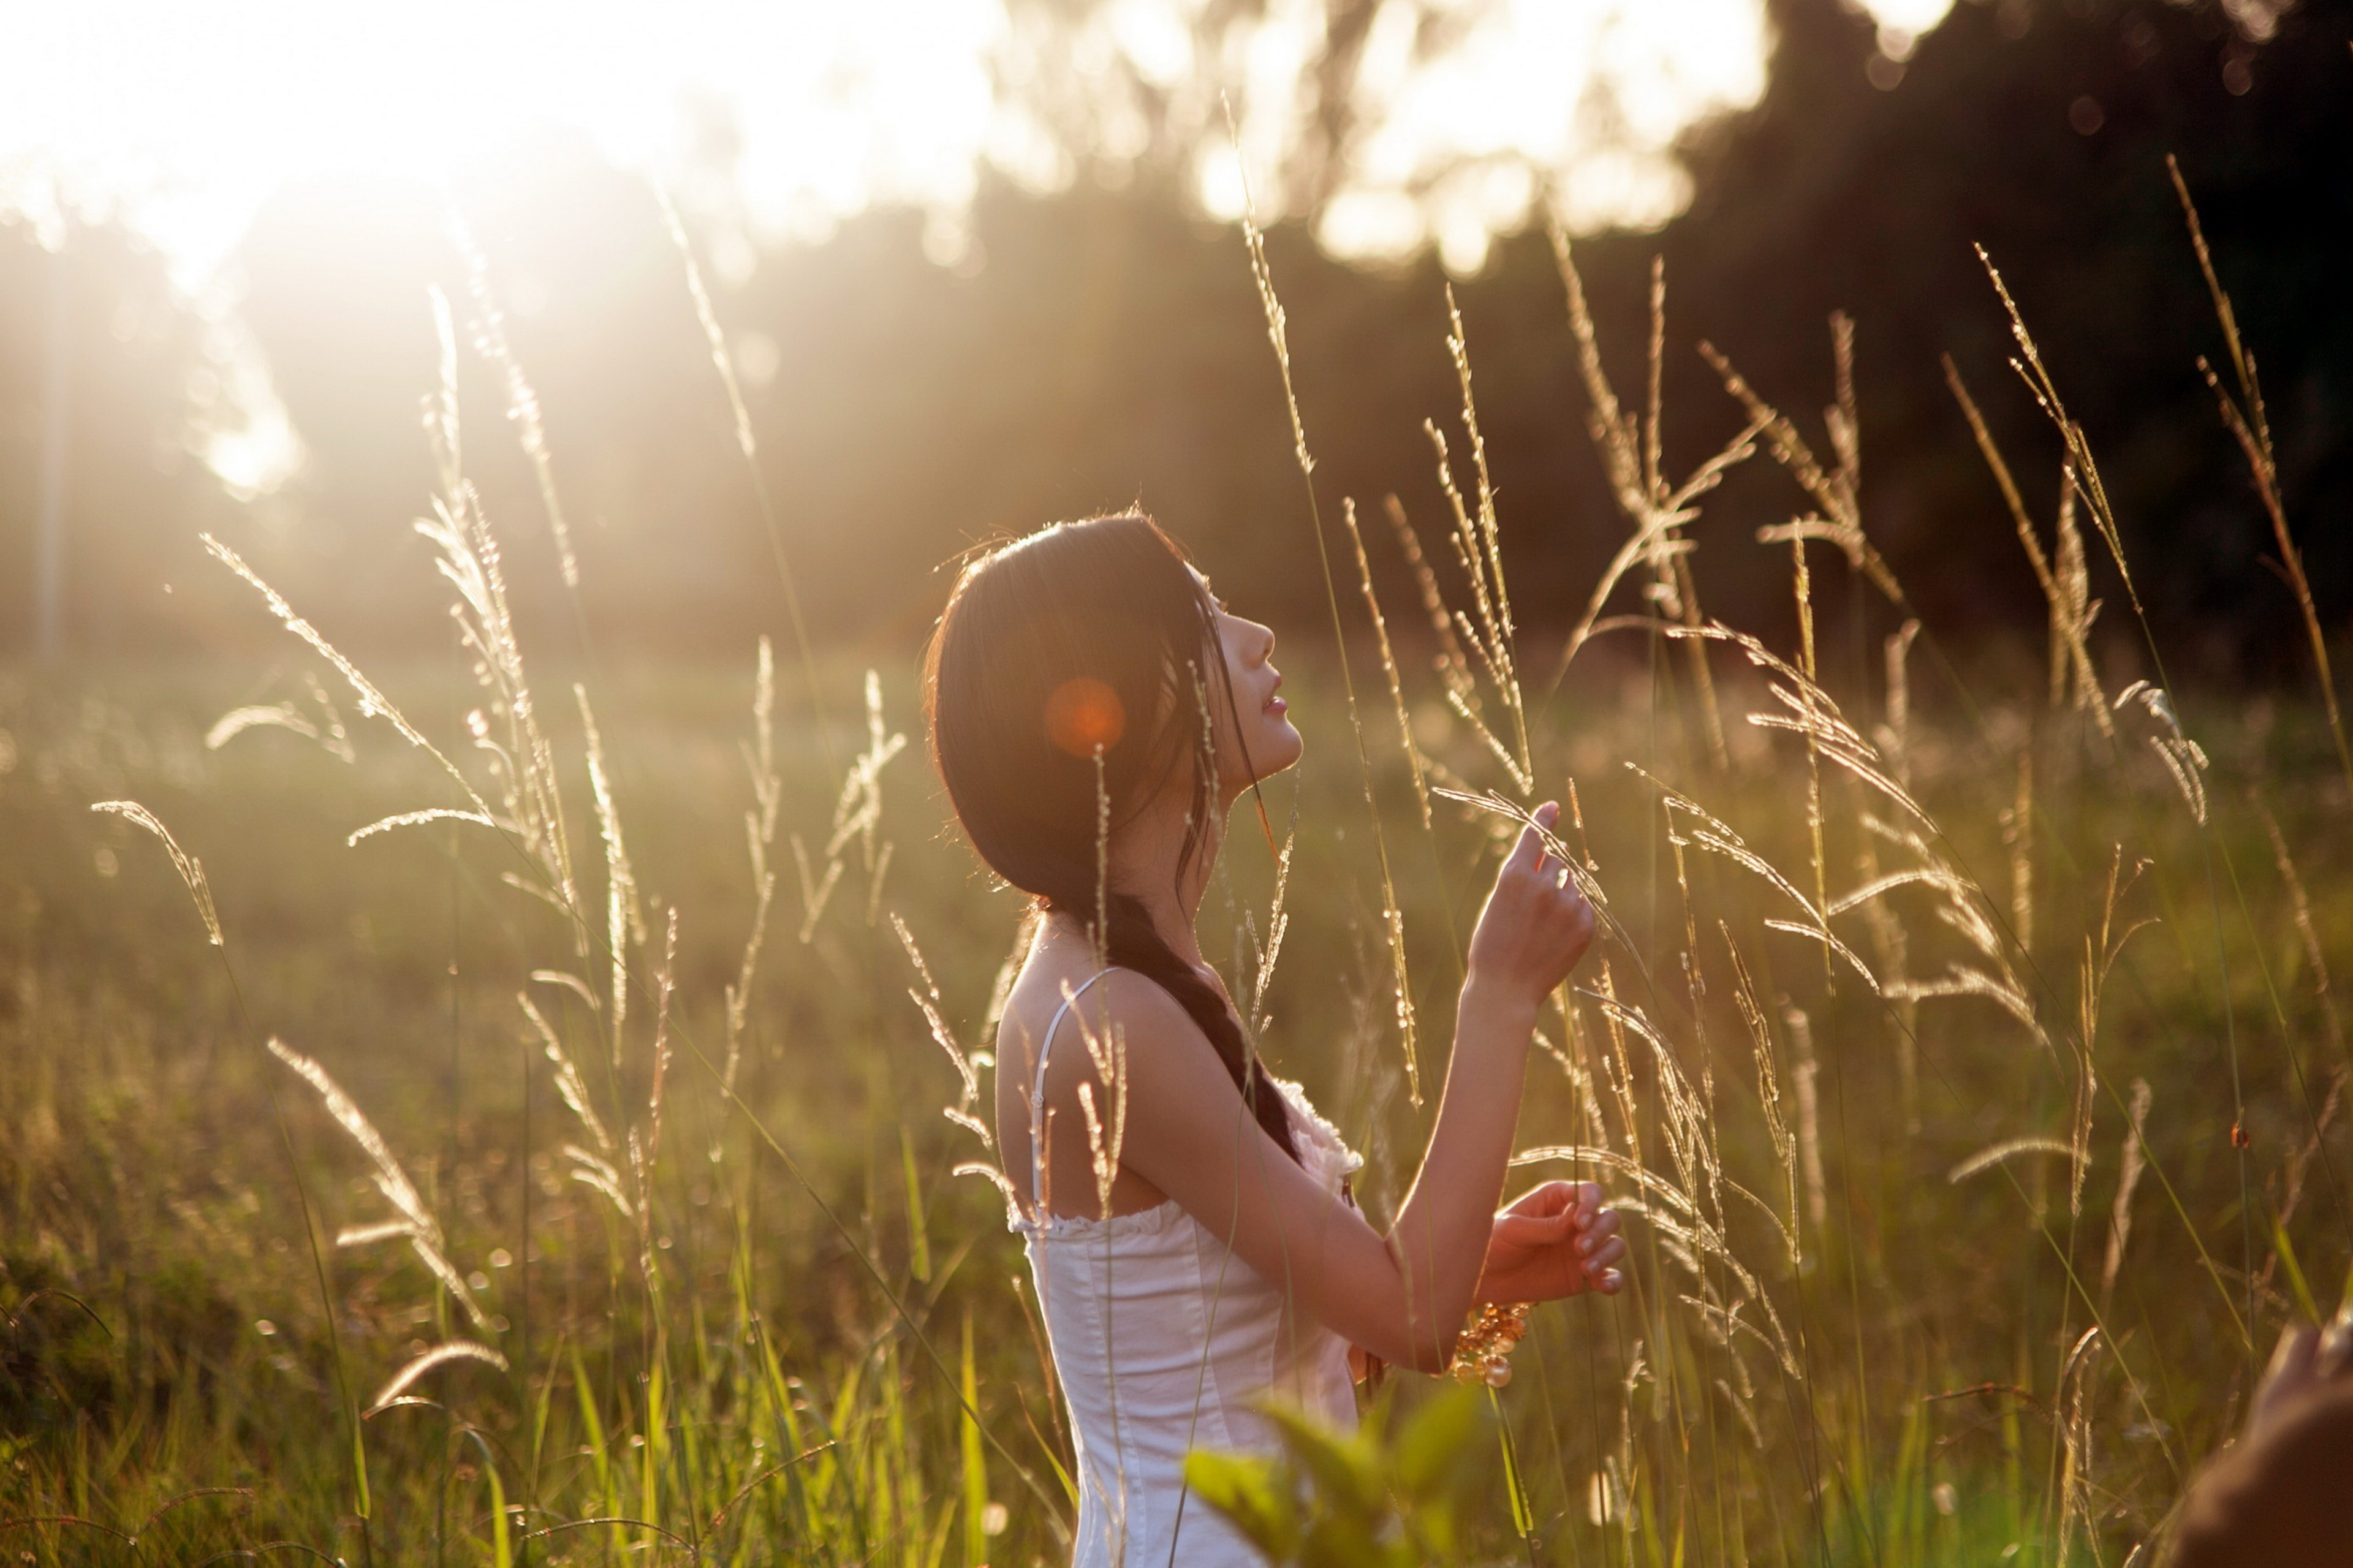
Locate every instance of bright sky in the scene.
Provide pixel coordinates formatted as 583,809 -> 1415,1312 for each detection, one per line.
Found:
0,0 -> 1952,490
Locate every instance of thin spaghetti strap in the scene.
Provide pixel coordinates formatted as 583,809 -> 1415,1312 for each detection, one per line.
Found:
1027,967 -> 1120,1208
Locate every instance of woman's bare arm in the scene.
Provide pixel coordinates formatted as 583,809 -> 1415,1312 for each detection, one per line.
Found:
1044,803 -> 1605,1373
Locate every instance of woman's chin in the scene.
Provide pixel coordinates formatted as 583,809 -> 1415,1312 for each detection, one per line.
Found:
1255,717 -> 1305,777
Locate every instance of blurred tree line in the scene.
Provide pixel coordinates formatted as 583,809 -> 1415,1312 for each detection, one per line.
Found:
1,0 -> 2345,680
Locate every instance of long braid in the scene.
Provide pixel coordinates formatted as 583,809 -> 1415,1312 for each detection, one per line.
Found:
1046,889 -> 1297,1161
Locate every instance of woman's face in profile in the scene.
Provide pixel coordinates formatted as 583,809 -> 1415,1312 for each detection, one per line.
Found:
1197,570 -> 1303,789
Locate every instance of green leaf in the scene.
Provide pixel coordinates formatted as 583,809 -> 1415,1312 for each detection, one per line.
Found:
1390,1383 -> 1484,1501
1186,1447 -> 1299,1554
1266,1403 -> 1386,1520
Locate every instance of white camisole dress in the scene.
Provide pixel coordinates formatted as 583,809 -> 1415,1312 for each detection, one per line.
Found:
1011,967 -> 1362,1568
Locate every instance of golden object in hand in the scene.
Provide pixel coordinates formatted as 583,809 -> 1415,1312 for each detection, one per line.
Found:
1448,1301 -> 1531,1385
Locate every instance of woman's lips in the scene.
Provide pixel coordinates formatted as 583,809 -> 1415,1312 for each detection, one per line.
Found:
1264,694 -> 1287,716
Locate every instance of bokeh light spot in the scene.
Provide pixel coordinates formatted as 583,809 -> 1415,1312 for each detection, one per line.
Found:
1045,677 -> 1126,757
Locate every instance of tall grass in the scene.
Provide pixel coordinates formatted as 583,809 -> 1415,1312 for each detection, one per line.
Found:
1,167 -> 2348,1567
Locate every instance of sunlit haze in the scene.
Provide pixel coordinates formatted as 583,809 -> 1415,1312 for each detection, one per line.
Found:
1,0 -> 1953,491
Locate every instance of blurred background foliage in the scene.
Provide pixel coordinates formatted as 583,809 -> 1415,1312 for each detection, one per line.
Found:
1,0 -> 2345,675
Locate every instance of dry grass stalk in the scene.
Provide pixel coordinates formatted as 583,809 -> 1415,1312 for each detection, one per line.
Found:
1587,961 -> 1642,1164
1781,1004 -> 1829,1249
1876,619 -> 1920,789
1431,785 -> 1635,961
788,670 -> 906,947
1342,498 -> 1431,827
1388,493 -> 1528,794
1976,247 -> 2151,643
724,643 -> 782,1091
2053,469 -> 2098,705
90,800 -> 222,947
1057,977 -> 1129,1223
1853,806 -> 2048,1061
579,684 -> 645,1067
1853,630 -> 1931,1120
2250,801 -> 2349,1237
895,913 -> 993,1151
207,676 -> 357,763
1545,227 -> 1760,751
1428,287 -> 1532,782
2056,1327 -> 2104,1564
2115,682 -> 2210,824
1786,528 -> 1832,972
1704,319 -> 1904,608
522,985 -> 636,1223
1640,769 -> 1880,995
2004,749 -> 2035,955
1245,808 -> 1297,1044
2101,1077 -> 2153,1314
828,671 -> 906,874
411,324 -> 585,936
455,226 -> 579,589
267,1036 -> 488,1329
659,191 -> 757,468
527,969 -> 598,1013
1232,162 -> 1423,1113
1942,361 -> 2112,735
1947,1137 -> 2082,1186
1420,421 -> 1535,795
346,809 -> 503,847
1384,495 -> 1476,692
863,840 -> 895,928
627,909 -> 681,1286
790,835 -> 843,944
365,1339 -> 510,1418
1512,1137 -> 1796,1376
520,991 -> 615,1159
1669,621 -> 1933,831
1857,852 -> 1917,1134
2260,801 -> 2345,1059
1726,936 -> 1802,1270
202,534 -> 493,826
2065,848 -> 2154,1216
2170,156 -> 2353,795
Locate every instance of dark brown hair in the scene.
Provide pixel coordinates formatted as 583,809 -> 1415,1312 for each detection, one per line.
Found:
923,512 -> 1298,1161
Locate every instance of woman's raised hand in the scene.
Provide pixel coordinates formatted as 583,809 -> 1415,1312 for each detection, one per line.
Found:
1466,801 -> 1597,1010
1475,1180 -> 1626,1303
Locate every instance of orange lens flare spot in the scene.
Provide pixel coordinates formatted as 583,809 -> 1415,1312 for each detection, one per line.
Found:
1045,678 -> 1126,757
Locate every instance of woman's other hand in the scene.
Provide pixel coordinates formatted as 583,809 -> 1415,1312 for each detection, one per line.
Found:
1466,802 -> 1597,1012
1475,1180 -> 1625,1303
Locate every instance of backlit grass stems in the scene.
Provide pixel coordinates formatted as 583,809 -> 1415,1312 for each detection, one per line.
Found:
6,167 -> 2348,1566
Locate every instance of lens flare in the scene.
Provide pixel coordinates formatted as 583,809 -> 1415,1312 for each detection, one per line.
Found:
1045,678 -> 1125,757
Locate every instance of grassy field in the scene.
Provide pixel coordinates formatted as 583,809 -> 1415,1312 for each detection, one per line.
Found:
5,221 -> 2351,1566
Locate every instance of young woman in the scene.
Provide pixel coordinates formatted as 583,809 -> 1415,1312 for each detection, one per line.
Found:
925,512 -> 1625,1565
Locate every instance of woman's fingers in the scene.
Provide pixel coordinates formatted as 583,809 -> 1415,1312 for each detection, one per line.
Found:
1581,1235 -> 1627,1274
1504,801 -> 1561,876
1503,1180 -> 1600,1221
1576,1211 -> 1621,1255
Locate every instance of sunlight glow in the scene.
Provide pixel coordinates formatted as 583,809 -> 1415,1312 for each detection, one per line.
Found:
0,0 -> 999,286
0,0 -> 1960,493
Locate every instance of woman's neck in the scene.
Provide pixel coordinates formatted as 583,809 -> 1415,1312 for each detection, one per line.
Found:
1077,782 -> 1230,969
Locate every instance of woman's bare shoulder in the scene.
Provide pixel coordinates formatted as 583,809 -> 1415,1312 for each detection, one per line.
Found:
996,950 -> 1205,1094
